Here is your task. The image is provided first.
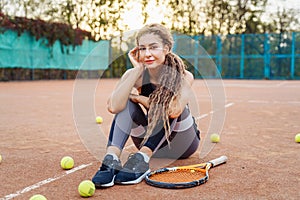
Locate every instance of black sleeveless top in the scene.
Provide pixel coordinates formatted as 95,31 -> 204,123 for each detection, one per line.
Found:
140,69 -> 156,97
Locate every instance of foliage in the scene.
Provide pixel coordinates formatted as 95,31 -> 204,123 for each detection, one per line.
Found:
163,0 -> 299,36
1,0 -> 299,38
0,12 -> 95,48
269,8 -> 300,33
47,0 -> 127,41
0,0 -> 299,81
166,0 -> 202,35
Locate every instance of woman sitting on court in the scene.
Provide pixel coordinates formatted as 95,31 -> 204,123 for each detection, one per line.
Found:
92,23 -> 200,187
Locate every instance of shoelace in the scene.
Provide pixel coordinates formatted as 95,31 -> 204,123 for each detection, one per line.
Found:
101,158 -> 117,170
124,154 -> 141,170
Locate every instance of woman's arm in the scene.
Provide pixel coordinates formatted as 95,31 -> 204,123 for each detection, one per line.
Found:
107,47 -> 144,113
107,68 -> 143,113
168,70 -> 194,118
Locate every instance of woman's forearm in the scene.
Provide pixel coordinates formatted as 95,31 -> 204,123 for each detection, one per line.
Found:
108,68 -> 143,113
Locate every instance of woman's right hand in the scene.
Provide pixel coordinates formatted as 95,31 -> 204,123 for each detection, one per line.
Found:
128,47 -> 144,70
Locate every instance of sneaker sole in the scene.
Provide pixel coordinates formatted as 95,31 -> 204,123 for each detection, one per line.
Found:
116,169 -> 151,185
94,175 -> 116,188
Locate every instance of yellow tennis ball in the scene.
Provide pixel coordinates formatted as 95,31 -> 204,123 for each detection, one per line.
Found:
29,194 -> 47,200
78,180 -> 95,197
0,154 -> 2,163
60,156 -> 74,170
295,133 -> 300,143
96,116 -> 103,124
210,133 -> 220,143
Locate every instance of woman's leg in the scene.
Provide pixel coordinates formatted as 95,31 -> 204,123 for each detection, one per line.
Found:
107,100 -> 147,152
132,107 -> 200,159
114,107 -> 200,185
92,100 -> 147,187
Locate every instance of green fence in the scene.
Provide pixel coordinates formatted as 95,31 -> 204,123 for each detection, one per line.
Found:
1,30 -> 300,80
0,30 -> 110,80
174,32 -> 300,79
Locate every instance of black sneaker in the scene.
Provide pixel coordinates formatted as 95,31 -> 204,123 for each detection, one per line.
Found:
114,153 -> 150,184
92,154 -> 122,187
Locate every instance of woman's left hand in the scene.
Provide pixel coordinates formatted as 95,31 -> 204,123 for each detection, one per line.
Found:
129,93 -> 149,109
129,93 -> 139,103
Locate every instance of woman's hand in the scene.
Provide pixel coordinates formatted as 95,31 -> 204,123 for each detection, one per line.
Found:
129,93 -> 139,103
128,47 -> 144,70
129,93 -> 150,109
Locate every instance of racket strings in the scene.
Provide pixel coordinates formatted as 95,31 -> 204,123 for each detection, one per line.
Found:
149,169 -> 206,183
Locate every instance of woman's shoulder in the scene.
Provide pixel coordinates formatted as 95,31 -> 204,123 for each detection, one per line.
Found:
184,70 -> 194,85
121,68 -> 144,87
122,67 -> 138,77
120,68 -> 143,79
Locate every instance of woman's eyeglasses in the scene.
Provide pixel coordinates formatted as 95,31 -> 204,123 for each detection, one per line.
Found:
138,46 -> 164,55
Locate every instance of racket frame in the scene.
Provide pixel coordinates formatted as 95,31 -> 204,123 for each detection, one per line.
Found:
145,155 -> 227,189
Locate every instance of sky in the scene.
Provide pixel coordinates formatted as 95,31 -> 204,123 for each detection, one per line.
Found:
2,0 -> 300,31
262,0 -> 300,28
122,0 -> 167,30
123,0 -> 300,30
267,0 -> 300,11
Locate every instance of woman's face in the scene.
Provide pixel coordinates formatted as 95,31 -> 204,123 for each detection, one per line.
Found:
138,33 -> 169,69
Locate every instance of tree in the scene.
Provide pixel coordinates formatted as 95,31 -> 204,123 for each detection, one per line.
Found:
242,0 -> 272,34
141,0 -> 149,24
201,0 -> 270,35
165,0 -> 205,35
203,0 -> 230,35
270,8 -> 299,33
44,0 -> 128,40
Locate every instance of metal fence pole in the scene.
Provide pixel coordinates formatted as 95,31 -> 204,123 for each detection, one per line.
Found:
216,35 -> 222,77
240,34 -> 245,79
291,32 -> 295,79
264,33 -> 271,79
193,35 -> 200,78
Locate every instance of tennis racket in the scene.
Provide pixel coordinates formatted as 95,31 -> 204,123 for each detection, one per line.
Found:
145,155 -> 228,189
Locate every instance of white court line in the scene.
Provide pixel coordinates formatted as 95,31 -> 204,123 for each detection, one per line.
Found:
287,101 -> 300,104
195,113 -> 209,120
1,163 -> 93,200
275,81 -> 287,87
247,100 -> 269,104
247,100 -> 300,104
195,102 -> 234,121
225,102 -> 235,108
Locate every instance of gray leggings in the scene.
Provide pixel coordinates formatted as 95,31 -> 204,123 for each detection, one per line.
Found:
107,100 -> 200,159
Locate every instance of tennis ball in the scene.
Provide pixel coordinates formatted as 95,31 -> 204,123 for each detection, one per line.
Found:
60,156 -> 74,170
78,180 -> 95,197
295,133 -> 300,143
0,154 -> 2,163
210,133 -> 220,143
29,194 -> 47,200
96,116 -> 103,124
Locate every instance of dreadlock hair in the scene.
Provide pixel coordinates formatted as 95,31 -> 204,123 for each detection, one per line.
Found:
136,24 -> 187,147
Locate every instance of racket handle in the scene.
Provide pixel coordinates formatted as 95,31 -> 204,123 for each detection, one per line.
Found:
209,156 -> 228,167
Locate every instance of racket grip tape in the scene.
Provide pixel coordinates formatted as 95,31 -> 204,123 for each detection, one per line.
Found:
209,156 -> 228,167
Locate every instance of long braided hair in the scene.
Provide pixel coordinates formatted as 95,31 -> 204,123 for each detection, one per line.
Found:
136,24 -> 187,146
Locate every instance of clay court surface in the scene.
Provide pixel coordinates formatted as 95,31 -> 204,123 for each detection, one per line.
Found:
0,79 -> 299,200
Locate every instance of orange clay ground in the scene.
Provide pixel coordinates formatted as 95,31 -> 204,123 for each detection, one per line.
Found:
0,79 -> 299,200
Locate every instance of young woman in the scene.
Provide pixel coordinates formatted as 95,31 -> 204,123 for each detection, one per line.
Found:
92,23 -> 200,187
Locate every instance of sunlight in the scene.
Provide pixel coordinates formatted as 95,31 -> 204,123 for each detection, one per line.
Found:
122,1 -> 144,31
122,0 -> 168,31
